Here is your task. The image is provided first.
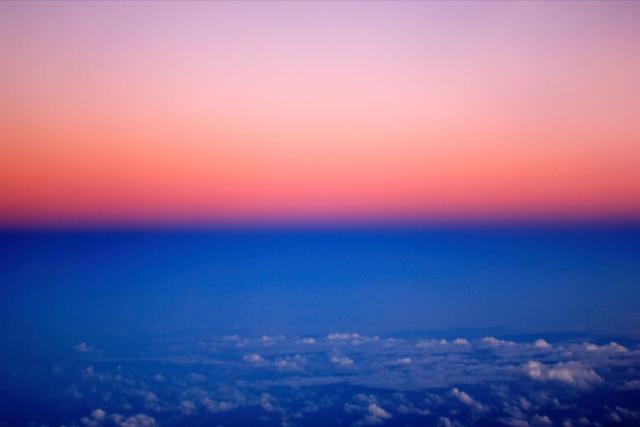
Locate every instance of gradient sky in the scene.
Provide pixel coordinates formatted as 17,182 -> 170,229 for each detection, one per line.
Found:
1,1 -> 640,225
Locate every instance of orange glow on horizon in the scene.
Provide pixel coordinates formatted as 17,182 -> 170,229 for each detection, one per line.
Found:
1,1 -> 639,226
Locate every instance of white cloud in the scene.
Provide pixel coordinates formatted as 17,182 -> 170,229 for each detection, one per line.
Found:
261,335 -> 286,346
180,400 -> 196,415
274,354 -> 306,371
453,338 -> 470,346
524,361 -> 603,389
331,355 -> 354,366
451,388 -> 488,412
622,379 -> 640,390
437,416 -> 464,427
186,372 -> 206,382
244,353 -> 265,364
481,337 -> 514,346
74,342 -> 94,353
81,409 -> 107,427
298,337 -> 317,345
531,415 -> 552,426
533,339 -> 551,349
260,393 -> 277,412
500,418 -> 529,427
394,357 -> 412,365
583,341 -> 627,353
328,332 -> 362,340
117,413 -> 156,427
368,403 -> 392,420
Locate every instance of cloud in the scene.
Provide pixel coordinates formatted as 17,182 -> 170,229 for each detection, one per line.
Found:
331,355 -> 354,366
180,400 -> 196,415
111,414 -> 156,427
531,414 -> 552,426
582,342 -> 627,353
74,342 -> 94,353
115,413 -> 156,427
368,403 -> 392,420
438,416 -> 465,427
244,353 -> 265,364
533,339 -> 551,349
328,332 -> 362,341
186,372 -> 206,382
80,409 -> 107,427
394,357 -> 412,365
274,354 -> 306,371
622,380 -> 640,390
451,388 -> 488,412
607,406 -> 640,423
453,338 -> 470,346
481,337 -> 514,346
261,335 -> 286,346
523,361 -> 603,389
298,337 -> 317,345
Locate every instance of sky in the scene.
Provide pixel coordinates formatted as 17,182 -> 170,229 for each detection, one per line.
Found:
1,1 -> 640,226
2,3 -> 640,426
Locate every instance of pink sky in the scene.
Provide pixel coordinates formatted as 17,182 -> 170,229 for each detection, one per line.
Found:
1,1 -> 639,225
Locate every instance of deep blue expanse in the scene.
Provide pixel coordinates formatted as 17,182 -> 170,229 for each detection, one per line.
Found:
1,226 -> 639,426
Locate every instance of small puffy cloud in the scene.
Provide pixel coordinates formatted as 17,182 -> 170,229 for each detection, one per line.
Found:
524,361 -> 603,389
353,402 -> 393,426
274,354 -> 306,371
261,335 -> 286,346
583,341 -> 627,353
622,380 -> 640,390
331,355 -> 354,366
608,406 -> 640,423
394,357 -> 412,365
368,403 -> 392,420
531,415 -> 552,426
451,388 -> 488,412
186,372 -> 206,383
453,338 -> 470,346
92,409 -> 106,421
133,390 -> 158,405
180,400 -> 196,415
243,353 -> 265,364
82,365 -> 95,378
260,393 -> 277,412
81,409 -> 107,427
481,337 -> 514,346
501,418 -> 529,427
152,373 -> 165,382
117,413 -> 156,427
298,337 -> 317,345
438,416 -> 464,427
74,342 -> 94,353
533,339 -> 551,349
328,332 -> 362,341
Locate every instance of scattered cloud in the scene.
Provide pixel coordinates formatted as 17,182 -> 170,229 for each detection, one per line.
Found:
451,388 -> 488,412
533,339 -> 551,349
331,354 -> 354,366
523,361 -> 603,389
75,342 -> 95,353
244,353 -> 266,364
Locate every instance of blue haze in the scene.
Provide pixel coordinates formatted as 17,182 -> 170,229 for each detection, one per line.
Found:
1,226 -> 639,342
1,225 -> 640,427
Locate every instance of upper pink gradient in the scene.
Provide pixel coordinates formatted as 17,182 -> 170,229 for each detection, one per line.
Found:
1,1 -> 639,225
